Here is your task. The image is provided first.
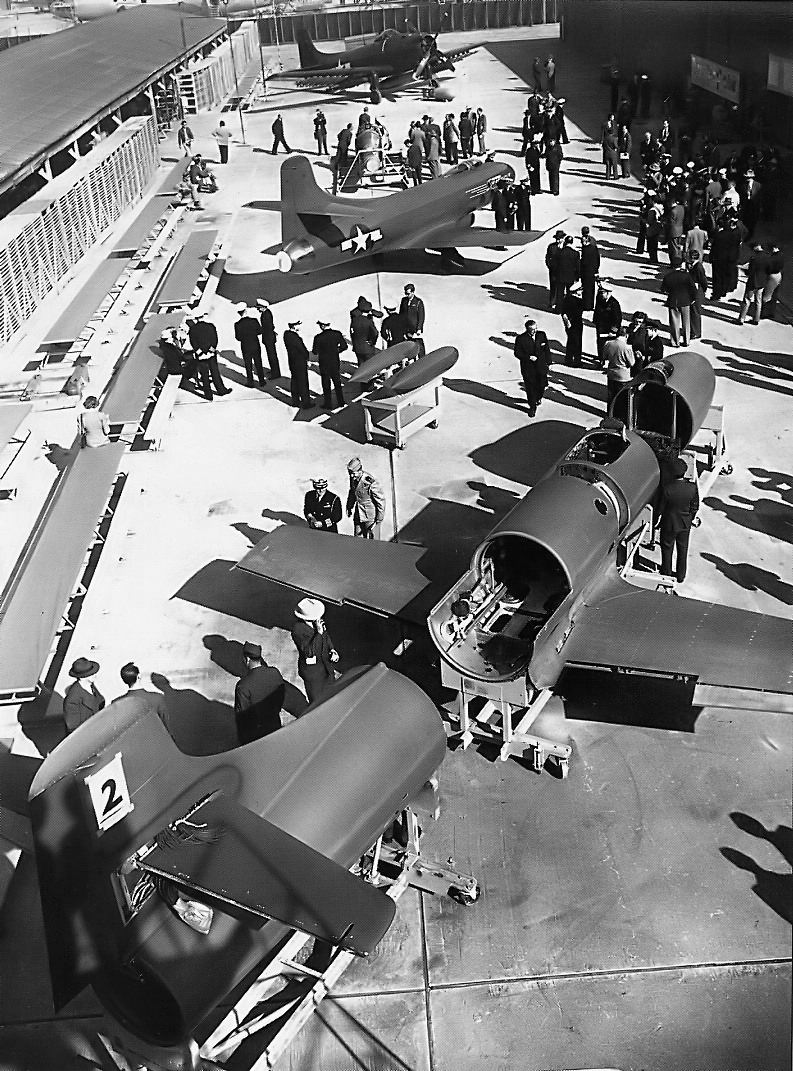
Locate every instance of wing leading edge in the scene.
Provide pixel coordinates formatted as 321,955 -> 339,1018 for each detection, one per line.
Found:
560,574 -> 793,712
139,796 -> 396,956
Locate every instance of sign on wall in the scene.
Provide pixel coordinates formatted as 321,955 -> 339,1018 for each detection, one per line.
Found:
767,53 -> 793,99
690,54 -> 741,104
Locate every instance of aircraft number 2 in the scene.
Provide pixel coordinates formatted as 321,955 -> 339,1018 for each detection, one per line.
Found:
85,753 -> 134,832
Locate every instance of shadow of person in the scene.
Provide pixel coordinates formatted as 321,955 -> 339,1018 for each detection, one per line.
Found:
150,673 -> 237,756
700,552 -> 793,606
16,691 -> 67,758
730,812 -> 793,867
720,846 -> 792,924
203,634 -> 247,677
749,467 -> 793,506
43,442 -> 73,473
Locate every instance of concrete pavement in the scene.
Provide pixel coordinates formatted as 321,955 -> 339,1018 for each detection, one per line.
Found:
0,23 -> 790,1071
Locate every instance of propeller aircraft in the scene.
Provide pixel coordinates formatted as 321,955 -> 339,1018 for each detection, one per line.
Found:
273,20 -> 476,103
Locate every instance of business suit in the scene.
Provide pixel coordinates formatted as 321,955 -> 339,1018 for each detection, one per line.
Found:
580,238 -> 600,311
545,142 -> 563,195
235,665 -> 285,744
514,328 -> 550,414
561,291 -> 585,367
63,680 -> 105,734
660,475 -> 699,582
524,143 -> 542,195
283,329 -> 312,408
291,620 -> 337,703
514,183 -> 532,231
557,244 -> 581,304
593,291 -> 622,363
545,239 -> 564,312
739,177 -> 762,239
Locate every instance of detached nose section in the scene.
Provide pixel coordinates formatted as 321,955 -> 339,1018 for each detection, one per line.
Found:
277,237 -> 316,273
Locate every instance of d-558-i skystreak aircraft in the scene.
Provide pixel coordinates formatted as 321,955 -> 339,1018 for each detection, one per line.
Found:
237,352 -> 793,717
272,21 -> 476,103
276,155 -> 541,273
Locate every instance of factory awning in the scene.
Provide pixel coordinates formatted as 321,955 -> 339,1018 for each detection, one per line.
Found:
0,7 -> 225,197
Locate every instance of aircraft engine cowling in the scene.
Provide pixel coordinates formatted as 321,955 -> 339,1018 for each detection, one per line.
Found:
611,350 -> 716,452
29,665 -> 445,1051
427,428 -> 661,687
277,237 -> 315,273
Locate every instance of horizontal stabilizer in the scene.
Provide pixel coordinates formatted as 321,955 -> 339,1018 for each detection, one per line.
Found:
235,526 -> 437,623
139,796 -> 396,956
562,575 -> 793,708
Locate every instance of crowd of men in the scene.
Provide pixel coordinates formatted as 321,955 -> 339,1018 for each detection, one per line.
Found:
632,132 -> 784,327
157,283 -> 428,415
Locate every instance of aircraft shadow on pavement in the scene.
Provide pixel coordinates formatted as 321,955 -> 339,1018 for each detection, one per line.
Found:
243,200 -> 283,212
557,668 -> 702,733
469,419 -> 586,485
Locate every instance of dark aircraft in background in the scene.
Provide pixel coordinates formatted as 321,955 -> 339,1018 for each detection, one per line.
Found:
55,0 -> 330,22
29,664 -> 465,1056
237,352 -> 793,716
273,21 -> 476,103
276,155 -> 541,273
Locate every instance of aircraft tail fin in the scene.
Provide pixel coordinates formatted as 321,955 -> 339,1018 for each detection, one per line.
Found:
280,156 -> 373,249
295,19 -> 327,69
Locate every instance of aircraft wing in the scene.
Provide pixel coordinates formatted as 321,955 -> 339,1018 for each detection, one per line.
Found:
441,45 -> 478,65
425,226 -> 542,248
273,65 -> 392,87
560,575 -> 793,712
235,525 -> 439,623
139,795 -> 396,956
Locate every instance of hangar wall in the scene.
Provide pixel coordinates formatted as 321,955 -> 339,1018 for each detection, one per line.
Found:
0,117 -> 158,348
561,0 -> 793,147
259,0 -> 558,45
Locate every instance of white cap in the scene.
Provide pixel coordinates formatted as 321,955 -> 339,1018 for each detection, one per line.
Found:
236,302 -> 247,313
295,598 -> 325,621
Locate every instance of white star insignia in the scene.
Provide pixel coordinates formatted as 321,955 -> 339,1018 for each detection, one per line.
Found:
341,226 -> 383,254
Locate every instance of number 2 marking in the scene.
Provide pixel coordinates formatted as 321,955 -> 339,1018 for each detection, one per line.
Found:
101,778 -> 123,816
85,753 -> 133,832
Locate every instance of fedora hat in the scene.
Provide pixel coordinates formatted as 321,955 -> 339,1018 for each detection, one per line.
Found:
295,598 -> 325,621
347,456 -> 363,473
243,641 -> 262,659
554,229 -> 566,239
70,656 -> 99,679
356,296 -> 374,312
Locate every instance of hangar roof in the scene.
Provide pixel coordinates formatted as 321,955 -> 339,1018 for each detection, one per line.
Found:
0,6 -> 225,197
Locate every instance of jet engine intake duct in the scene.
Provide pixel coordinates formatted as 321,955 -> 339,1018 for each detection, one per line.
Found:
612,350 -> 716,452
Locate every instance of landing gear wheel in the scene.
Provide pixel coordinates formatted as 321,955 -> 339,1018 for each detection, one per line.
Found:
721,462 -> 733,475
428,420 -> 438,429
370,89 -> 382,105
